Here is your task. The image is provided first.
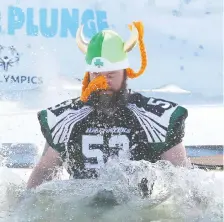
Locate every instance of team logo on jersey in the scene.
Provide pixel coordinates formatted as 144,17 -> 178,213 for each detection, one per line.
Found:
85,127 -> 131,134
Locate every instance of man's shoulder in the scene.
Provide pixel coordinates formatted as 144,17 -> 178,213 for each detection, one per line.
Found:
127,91 -> 188,134
128,91 -> 178,107
37,96 -> 93,131
127,91 -> 188,151
40,97 -> 85,117
128,91 -> 188,117
37,97 -> 93,149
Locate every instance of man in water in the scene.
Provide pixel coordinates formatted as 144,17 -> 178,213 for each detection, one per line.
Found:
27,21 -> 190,190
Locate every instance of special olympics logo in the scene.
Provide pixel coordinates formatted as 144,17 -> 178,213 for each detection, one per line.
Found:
0,45 -> 20,71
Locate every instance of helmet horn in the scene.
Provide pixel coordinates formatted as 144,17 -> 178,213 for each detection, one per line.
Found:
76,25 -> 89,54
123,24 -> 139,52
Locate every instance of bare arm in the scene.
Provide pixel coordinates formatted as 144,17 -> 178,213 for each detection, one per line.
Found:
161,142 -> 191,167
27,142 -> 63,190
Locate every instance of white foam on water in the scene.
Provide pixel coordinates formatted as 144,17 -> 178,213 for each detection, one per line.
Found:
0,160 -> 223,222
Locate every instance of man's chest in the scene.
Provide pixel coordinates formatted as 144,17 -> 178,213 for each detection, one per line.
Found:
68,111 -> 148,168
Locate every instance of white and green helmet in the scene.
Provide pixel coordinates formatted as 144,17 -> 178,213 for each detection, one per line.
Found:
76,24 -> 139,72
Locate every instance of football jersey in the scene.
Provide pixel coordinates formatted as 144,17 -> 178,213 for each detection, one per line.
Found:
37,92 -> 188,179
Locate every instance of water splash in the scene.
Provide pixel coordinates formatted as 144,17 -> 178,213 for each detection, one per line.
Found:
0,159 -> 223,222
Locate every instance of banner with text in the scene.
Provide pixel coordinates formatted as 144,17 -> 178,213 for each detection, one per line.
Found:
0,1 -> 222,97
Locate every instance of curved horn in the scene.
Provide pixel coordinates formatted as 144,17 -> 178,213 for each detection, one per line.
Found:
76,25 -> 89,54
123,24 -> 139,52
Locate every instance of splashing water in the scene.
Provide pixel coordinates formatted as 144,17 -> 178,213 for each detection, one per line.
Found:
0,159 -> 223,222
0,0 -> 222,220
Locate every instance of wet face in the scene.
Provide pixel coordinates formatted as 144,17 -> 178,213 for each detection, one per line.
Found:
89,69 -> 125,94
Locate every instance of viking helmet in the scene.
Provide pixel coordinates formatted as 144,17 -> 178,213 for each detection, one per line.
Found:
76,21 -> 147,102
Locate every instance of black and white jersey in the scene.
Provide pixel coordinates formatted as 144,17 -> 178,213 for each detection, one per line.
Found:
38,92 -> 188,179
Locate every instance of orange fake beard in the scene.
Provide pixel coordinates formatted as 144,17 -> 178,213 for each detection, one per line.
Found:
80,74 -> 109,102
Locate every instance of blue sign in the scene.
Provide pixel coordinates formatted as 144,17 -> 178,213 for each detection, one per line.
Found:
0,6 -> 109,39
